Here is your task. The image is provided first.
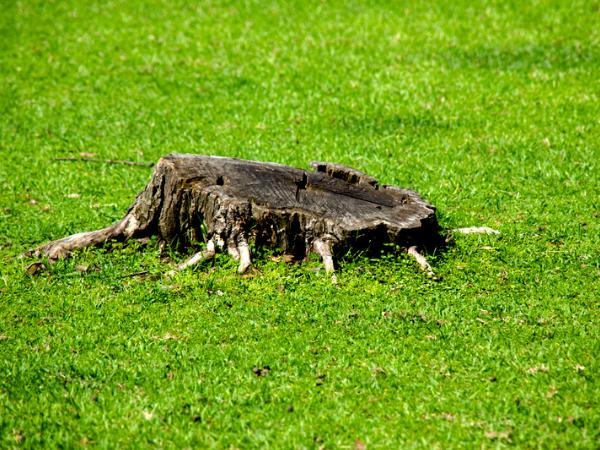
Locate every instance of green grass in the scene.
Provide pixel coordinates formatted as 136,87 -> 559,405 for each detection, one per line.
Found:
1,0 -> 599,447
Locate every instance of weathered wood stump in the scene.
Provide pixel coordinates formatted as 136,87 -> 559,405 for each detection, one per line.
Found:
29,154 -> 446,277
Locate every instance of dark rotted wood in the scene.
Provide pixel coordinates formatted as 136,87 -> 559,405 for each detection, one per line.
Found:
28,154 -> 442,262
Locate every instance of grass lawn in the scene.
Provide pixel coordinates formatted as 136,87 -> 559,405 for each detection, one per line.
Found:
1,0 -> 599,447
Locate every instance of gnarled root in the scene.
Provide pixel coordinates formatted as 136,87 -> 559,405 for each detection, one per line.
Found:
25,213 -> 141,261
405,245 -> 437,279
176,238 -> 216,271
236,235 -> 252,274
313,235 -> 337,284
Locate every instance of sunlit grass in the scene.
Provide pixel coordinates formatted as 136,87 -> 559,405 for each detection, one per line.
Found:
1,0 -> 598,447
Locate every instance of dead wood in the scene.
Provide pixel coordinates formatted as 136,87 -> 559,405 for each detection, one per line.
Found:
28,154 -> 444,275
53,157 -> 153,167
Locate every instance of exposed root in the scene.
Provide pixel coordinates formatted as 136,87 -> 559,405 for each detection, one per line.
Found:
313,236 -> 337,284
237,236 -> 252,274
452,226 -> 500,235
25,213 -> 138,261
27,228 -> 112,260
406,246 -> 436,279
158,239 -> 167,255
227,241 -> 240,261
176,239 -> 216,271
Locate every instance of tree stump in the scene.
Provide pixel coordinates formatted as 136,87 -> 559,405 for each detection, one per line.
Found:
28,154 -> 445,277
